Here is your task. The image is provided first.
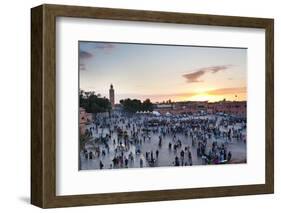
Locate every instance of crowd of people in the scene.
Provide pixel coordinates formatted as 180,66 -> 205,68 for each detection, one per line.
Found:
80,112 -> 246,170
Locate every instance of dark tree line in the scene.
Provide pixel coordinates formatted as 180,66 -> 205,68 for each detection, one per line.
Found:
120,98 -> 153,113
80,90 -> 111,113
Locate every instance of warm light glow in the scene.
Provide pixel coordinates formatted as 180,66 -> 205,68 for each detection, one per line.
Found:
193,87 -> 214,94
189,93 -> 213,102
179,91 -> 246,103
80,42 -> 247,104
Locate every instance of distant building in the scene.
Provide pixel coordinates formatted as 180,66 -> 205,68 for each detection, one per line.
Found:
154,100 -> 246,117
109,84 -> 115,107
208,101 -> 247,117
155,101 -> 208,115
174,101 -> 208,114
154,103 -> 173,114
79,107 -> 93,135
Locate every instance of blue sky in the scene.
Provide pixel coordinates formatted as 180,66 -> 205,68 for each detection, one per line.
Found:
79,41 -> 247,103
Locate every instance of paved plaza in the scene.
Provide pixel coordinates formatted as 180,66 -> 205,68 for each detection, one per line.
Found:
80,113 -> 246,170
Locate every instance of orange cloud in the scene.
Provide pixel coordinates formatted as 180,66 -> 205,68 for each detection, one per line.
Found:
182,65 -> 232,83
207,87 -> 246,95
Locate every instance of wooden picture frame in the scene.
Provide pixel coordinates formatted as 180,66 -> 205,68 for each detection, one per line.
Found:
31,4 -> 274,208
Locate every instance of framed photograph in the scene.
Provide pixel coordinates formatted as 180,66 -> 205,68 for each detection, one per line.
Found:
31,4 -> 274,208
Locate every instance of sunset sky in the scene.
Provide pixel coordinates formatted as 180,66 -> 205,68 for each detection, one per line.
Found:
79,41 -> 247,103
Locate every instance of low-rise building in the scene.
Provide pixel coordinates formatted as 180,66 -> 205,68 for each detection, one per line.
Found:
208,101 -> 246,117
154,100 -> 246,117
79,107 -> 93,135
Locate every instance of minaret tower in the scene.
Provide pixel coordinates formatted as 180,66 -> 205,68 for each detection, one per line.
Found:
109,84 -> 115,107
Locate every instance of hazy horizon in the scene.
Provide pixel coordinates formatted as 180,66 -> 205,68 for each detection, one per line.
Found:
79,42 -> 247,103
